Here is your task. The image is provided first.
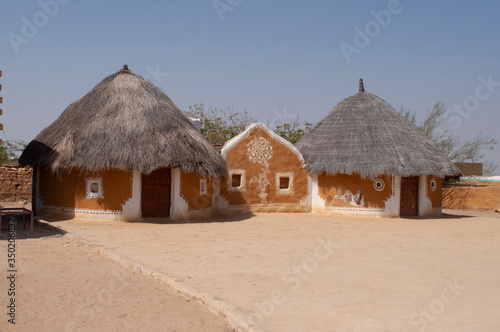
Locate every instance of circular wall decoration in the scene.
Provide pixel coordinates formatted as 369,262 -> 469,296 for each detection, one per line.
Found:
373,178 -> 385,191
430,178 -> 437,191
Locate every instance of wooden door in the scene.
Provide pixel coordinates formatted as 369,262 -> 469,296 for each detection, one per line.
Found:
141,168 -> 171,218
400,176 -> 419,217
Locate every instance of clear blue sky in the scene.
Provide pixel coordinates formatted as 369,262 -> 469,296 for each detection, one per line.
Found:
1,0 -> 499,170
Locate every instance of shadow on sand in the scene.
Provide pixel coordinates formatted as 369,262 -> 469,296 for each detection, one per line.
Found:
130,212 -> 256,225
0,218 -> 67,240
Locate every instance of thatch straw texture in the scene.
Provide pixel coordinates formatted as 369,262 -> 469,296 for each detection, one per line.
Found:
296,85 -> 461,178
19,66 -> 226,176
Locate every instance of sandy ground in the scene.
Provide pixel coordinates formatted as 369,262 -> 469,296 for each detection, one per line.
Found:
0,223 -> 234,332
15,210 -> 498,332
443,181 -> 500,211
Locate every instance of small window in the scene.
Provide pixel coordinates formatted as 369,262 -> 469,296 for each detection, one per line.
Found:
228,170 -> 246,192
279,177 -> 290,190
90,182 -> 99,193
86,178 -> 103,199
200,178 -> 207,195
275,172 -> 294,195
232,174 -> 242,188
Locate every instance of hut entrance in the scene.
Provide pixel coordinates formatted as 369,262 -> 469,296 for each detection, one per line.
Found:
141,168 -> 171,218
400,176 -> 419,216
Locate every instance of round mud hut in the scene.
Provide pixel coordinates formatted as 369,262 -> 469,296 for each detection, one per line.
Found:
19,65 -> 226,221
295,79 -> 461,217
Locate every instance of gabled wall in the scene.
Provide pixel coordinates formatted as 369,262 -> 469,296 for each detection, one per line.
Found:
218,123 -> 310,213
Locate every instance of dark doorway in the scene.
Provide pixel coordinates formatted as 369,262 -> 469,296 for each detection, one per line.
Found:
400,176 -> 419,217
141,168 -> 171,218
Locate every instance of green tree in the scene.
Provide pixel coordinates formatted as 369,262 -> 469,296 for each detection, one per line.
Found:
184,104 -> 256,143
273,120 -> 313,144
401,102 -> 498,175
0,140 -> 27,165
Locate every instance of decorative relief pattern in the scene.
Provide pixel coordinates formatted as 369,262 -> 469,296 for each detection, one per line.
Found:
430,177 -> 437,191
43,205 -> 122,216
373,178 -> 385,191
247,137 -> 274,202
331,189 -> 365,207
326,206 -> 385,213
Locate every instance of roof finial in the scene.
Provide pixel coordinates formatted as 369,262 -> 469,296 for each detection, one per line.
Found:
359,78 -> 364,93
123,64 -> 129,71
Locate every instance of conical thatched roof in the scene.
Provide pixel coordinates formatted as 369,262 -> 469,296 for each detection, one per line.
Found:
295,79 -> 461,178
19,65 -> 226,176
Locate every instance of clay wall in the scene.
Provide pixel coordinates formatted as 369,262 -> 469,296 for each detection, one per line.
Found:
180,171 -> 214,211
39,168 -> 132,211
221,124 -> 309,212
318,173 -> 393,209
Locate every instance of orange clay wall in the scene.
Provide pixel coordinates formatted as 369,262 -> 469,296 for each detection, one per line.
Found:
427,176 -> 443,208
318,173 -> 392,208
180,171 -> 214,211
221,128 -> 309,209
39,168 -> 132,211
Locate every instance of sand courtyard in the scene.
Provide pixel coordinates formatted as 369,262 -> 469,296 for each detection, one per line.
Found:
2,210 -> 500,331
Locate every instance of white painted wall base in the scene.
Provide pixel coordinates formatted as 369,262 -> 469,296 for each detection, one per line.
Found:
122,170 -> 142,221
311,173 -> 326,212
170,168 -> 189,221
40,206 -> 124,220
384,176 -> 401,217
419,175 -> 435,217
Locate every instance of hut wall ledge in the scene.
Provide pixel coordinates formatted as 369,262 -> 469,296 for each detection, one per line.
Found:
41,205 -> 123,220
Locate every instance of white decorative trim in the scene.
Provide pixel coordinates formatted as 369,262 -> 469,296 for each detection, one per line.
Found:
326,206 -> 385,212
122,171 -> 142,221
228,202 -> 301,209
275,172 -> 294,195
248,136 -> 273,202
228,169 -> 246,192
200,177 -> 207,195
373,178 -> 385,191
384,175 -> 400,217
41,205 -> 123,220
311,173 -> 325,211
419,175 -> 434,217
221,123 -> 306,166
171,168 -> 189,221
430,177 -> 437,191
85,178 -> 103,199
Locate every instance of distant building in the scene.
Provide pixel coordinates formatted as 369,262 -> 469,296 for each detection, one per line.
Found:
454,162 -> 483,177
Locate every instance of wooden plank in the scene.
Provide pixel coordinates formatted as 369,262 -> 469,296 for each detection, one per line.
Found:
141,168 -> 171,218
400,176 -> 419,216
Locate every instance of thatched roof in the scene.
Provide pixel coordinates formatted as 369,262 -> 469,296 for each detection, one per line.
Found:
295,79 -> 461,178
19,65 -> 226,176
